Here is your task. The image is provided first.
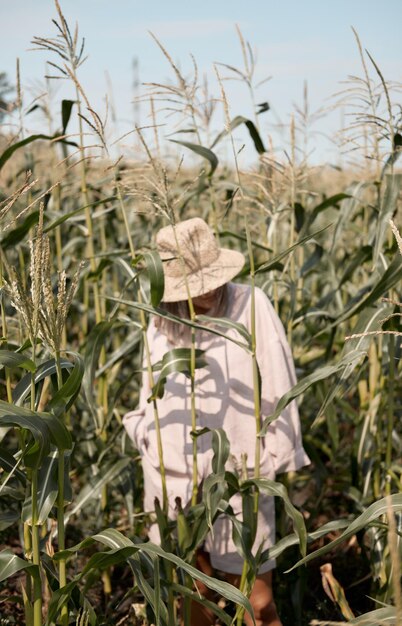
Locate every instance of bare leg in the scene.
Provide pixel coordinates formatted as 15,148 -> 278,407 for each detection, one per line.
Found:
188,551 -> 282,626
225,570 -> 282,626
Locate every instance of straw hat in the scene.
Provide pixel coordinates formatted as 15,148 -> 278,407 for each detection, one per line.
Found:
156,217 -> 245,303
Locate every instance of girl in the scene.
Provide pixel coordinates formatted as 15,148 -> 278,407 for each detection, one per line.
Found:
124,217 -> 310,626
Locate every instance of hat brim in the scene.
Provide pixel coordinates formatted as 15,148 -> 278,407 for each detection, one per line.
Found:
161,248 -> 245,303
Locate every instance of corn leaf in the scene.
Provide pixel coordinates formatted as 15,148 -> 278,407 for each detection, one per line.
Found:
0,349 -> 35,372
242,478 -> 307,556
0,447 -> 26,485
210,115 -> 266,154
0,133 -> 77,171
54,528 -> 256,625
0,550 -> 39,583
12,358 -> 73,406
22,449 -> 59,524
149,348 -> 208,401
143,250 -> 165,307
107,297 -> 252,353
169,140 -> 218,177
63,457 -> 130,525
288,493 -> 402,571
82,321 -> 114,424
47,352 -> 84,417
260,349 -> 366,435
1,210 -> 40,249
256,225 -> 331,274
373,173 -> 402,266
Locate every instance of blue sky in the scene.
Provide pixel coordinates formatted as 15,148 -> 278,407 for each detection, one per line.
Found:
1,0 -> 401,165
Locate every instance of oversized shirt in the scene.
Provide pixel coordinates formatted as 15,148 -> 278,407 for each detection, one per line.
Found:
123,283 -> 310,573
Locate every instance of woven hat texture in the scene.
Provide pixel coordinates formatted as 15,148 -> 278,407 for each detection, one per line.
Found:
156,217 -> 245,302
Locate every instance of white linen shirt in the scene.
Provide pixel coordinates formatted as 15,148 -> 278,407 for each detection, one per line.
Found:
123,283 -> 310,573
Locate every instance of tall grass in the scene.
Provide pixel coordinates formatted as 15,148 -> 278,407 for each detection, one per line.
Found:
0,3 -> 401,625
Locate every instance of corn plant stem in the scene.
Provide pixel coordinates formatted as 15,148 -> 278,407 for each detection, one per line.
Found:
23,521 -> 33,626
74,86 -> 102,326
115,182 -> 169,511
219,82 -> 257,624
115,181 -> 174,626
54,352 -> 68,625
190,327 -> 198,506
74,83 -> 111,594
386,494 -> 402,624
245,220 -> 261,490
0,256 -> 12,402
28,344 -> 42,625
369,342 -> 381,499
235,221 -> 261,626
235,565 -> 250,626
170,226 -> 199,506
31,469 -> 42,626
97,218 -> 109,527
385,335 -> 395,496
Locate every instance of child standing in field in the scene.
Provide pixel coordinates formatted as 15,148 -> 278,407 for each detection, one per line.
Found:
124,217 -> 310,626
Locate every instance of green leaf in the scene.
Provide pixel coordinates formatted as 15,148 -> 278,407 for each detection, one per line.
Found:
255,225 -> 331,274
219,230 -> 273,253
0,350 -> 35,372
64,458 -> 130,525
0,401 -> 72,469
86,258 -> 112,281
211,428 -> 230,474
0,134 -> 77,172
330,182 -> 370,252
22,450 -> 58,524
0,446 -> 26,485
350,606 -> 397,624
44,196 -> 117,233
373,173 -> 402,266
149,348 -> 208,401
0,550 -> 39,583
1,210 -> 40,249
0,403 -> 50,469
83,321 -> 114,425
55,528 -> 256,624
260,349 -> 366,435
288,493 -> 402,571
107,297 -> 252,353
267,519 -> 350,561
210,115 -> 266,154
242,478 -> 307,556
176,498 -> 193,555
170,581 -> 233,626
324,253 -> 402,332
0,511 -> 20,531
47,352 -> 84,417
215,499 -> 254,566
196,314 -> 252,350
97,328 -> 141,376
38,412 -> 72,451
381,132 -> 402,176
202,473 -> 228,535
169,139 -> 218,177
61,99 -> 75,134
300,193 -> 351,235
338,245 -> 372,288
316,303 -> 394,424
13,358 -> 73,406
143,250 -> 165,307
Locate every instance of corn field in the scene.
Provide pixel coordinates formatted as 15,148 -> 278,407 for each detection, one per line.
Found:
0,2 -> 401,625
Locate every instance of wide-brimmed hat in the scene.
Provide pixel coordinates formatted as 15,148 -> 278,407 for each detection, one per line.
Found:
156,217 -> 245,303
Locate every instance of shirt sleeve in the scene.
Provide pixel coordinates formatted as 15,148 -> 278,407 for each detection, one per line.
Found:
254,287 -> 310,475
122,322 -> 155,450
